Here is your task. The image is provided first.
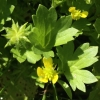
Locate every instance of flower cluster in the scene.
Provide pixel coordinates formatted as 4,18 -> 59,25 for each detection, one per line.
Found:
3,20 -> 30,47
37,57 -> 58,84
69,7 -> 88,20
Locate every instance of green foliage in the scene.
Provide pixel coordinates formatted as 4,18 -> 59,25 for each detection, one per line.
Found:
29,4 -> 57,50
58,80 -> 72,99
25,50 -> 42,64
0,0 -> 100,100
3,20 -> 30,47
55,27 -> 78,46
0,0 -> 15,31
88,80 -> 100,100
0,74 -> 37,100
94,18 -> 100,35
57,43 -> 98,92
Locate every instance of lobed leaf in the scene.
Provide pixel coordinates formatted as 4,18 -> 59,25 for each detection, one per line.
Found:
68,43 -> 98,71
29,4 -> 73,50
25,50 -> 42,64
55,27 -> 78,46
11,48 -> 26,63
57,43 -> 98,92
29,4 -> 57,50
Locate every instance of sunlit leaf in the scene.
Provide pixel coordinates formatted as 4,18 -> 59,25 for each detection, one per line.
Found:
11,48 -> 26,63
25,50 -> 42,64
29,5 -> 72,50
55,28 -> 78,46
57,43 -> 98,92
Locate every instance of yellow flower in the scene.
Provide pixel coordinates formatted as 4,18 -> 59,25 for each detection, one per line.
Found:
81,11 -> 88,18
37,57 -> 58,84
69,7 -> 88,20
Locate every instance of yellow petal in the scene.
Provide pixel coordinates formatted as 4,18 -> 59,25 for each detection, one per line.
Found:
39,78 -> 48,83
43,57 -> 53,68
52,74 -> 58,84
81,11 -> 88,18
69,7 -> 76,12
37,67 -> 44,77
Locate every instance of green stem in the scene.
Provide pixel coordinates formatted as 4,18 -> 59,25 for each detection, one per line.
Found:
52,84 -> 58,100
42,83 -> 49,100
51,0 -> 55,7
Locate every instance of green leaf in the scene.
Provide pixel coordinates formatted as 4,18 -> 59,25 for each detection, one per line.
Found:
0,24 -> 4,32
56,41 -> 74,75
35,81 -> 44,88
0,37 -> 9,67
29,4 -> 57,50
94,18 -> 100,35
72,19 -> 90,31
0,0 -> 15,25
0,0 -> 15,31
0,87 -> 5,94
32,46 -> 44,55
55,28 -> 78,46
10,5 -> 15,13
85,0 -> 93,4
43,51 -> 54,58
68,43 -> 98,92
32,46 -> 54,58
58,80 -> 72,99
74,70 -> 98,84
88,80 -> 100,100
25,50 -> 42,64
69,43 -> 98,71
70,74 -> 86,92
94,0 -> 100,14
55,15 -> 72,32
52,84 -> 58,100
57,43 -> 98,92
93,59 -> 100,77
51,0 -> 65,7
29,5 -> 72,50
69,78 -> 77,91
57,41 -> 74,62
32,45 -> 54,58
73,0 -> 91,10
11,48 -> 26,63
69,69 -> 98,92
42,93 -> 46,100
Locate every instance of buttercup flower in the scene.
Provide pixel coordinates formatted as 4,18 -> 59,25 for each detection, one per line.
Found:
69,7 -> 88,20
37,57 -> 58,84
